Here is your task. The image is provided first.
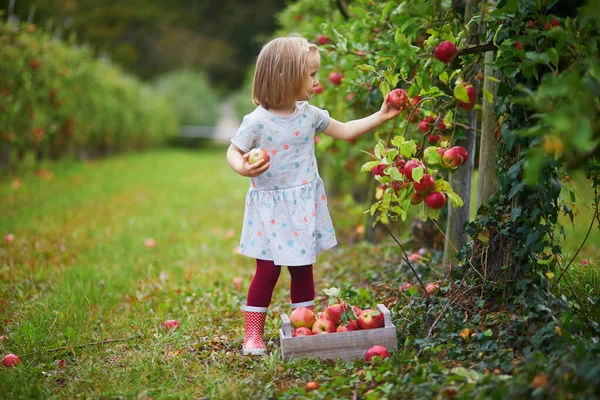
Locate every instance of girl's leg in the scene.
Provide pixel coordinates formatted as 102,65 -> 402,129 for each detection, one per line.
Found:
288,264 -> 315,312
243,259 -> 281,355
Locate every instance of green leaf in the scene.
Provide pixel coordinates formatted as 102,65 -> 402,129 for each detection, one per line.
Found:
483,88 -> 494,104
400,141 -> 417,158
361,160 -> 380,172
411,166 -> 424,183
546,48 -> 559,68
357,64 -> 376,73
454,83 -> 469,102
446,191 -> 464,207
389,167 -> 403,180
439,71 -> 449,84
375,141 -> 386,160
423,146 -> 443,165
443,111 -> 453,126
379,81 -> 391,97
485,76 -> 501,83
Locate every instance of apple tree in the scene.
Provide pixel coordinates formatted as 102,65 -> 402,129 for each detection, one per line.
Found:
276,0 -> 600,300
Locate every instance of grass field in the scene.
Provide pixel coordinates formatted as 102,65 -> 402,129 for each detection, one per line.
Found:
1,146 -> 598,398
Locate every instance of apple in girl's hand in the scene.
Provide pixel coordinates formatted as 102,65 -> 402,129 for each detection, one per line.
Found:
424,191 -> 447,209
434,41 -> 458,63
290,307 -> 317,329
292,327 -> 313,337
357,309 -> 384,330
364,345 -> 390,362
325,302 -> 348,325
312,318 -> 336,334
388,89 -> 408,110
328,72 -> 343,86
2,353 -> 20,367
248,148 -> 270,165
163,319 -> 179,330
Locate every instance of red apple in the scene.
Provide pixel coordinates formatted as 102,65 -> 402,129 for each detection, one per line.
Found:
316,34 -> 330,45
292,327 -> 313,337
438,121 -> 447,132
371,163 -> 386,177
580,259 -> 589,266
424,192 -> 447,209
248,148 -> 270,164
312,317 -> 336,334
410,192 -> 423,205
2,353 -> 21,367
434,41 -> 457,63
418,120 -> 431,134
313,85 -> 324,94
305,381 -> 320,391
4,233 -> 14,243
403,159 -> 425,181
515,41 -> 524,50
426,283 -> 439,294
388,88 -> 408,110
328,72 -> 343,86
399,282 -> 413,291
457,83 -> 477,110
551,18 -> 560,27
163,319 -> 179,330
336,325 -> 350,332
428,134 -> 441,144
442,146 -> 468,169
409,95 -> 422,108
408,253 -> 422,263
325,302 -> 348,325
351,305 -> 362,318
527,20 -> 536,28
290,307 -> 317,329
364,345 -> 390,362
358,309 -> 384,330
413,174 -> 435,195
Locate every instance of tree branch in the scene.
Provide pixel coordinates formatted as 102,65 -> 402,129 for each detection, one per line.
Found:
336,0 -> 350,19
456,42 -> 498,57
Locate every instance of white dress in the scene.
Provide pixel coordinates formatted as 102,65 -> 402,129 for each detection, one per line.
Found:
230,102 -> 338,266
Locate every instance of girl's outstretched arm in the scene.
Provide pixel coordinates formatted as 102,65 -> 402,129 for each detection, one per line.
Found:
227,144 -> 270,177
322,94 -> 403,142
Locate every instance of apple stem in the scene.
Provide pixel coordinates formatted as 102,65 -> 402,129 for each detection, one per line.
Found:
376,221 -> 430,298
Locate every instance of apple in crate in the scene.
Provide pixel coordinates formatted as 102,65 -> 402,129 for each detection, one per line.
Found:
364,345 -> 390,363
357,309 -> 384,330
290,307 -> 316,329
292,327 -> 313,337
312,318 -> 336,334
248,148 -> 270,164
324,302 -> 348,325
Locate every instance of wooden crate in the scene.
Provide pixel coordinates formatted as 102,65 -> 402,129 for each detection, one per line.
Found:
279,304 -> 397,361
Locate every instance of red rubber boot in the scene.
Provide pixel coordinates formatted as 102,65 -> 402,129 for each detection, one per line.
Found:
242,306 -> 268,355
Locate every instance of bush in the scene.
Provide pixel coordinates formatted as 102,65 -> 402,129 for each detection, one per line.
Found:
153,70 -> 220,127
0,21 -> 177,166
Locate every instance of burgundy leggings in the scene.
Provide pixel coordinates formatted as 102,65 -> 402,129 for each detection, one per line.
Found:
246,259 -> 314,307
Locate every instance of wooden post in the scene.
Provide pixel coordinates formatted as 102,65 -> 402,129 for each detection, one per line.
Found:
443,0 -> 482,264
476,50 -> 500,210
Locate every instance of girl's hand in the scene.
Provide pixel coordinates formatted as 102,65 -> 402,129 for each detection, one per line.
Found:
378,94 -> 404,122
241,152 -> 270,177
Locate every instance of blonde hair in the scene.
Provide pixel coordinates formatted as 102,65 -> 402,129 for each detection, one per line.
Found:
252,35 -> 318,109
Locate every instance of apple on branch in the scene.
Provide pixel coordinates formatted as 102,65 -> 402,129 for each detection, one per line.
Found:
424,191 -> 447,209
328,72 -> 343,86
434,41 -> 458,64
248,148 -> 270,165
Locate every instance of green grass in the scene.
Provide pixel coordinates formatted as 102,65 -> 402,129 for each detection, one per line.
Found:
1,147 -> 598,398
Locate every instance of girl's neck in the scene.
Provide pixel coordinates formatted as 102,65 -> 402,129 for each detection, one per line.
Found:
265,102 -> 296,116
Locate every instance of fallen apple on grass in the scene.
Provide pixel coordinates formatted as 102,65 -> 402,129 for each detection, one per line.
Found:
290,307 -> 317,329
364,345 -> 390,362
426,283 -> 439,294
305,381 -> 320,391
248,148 -> 270,165
2,353 -> 20,367
163,319 -> 179,330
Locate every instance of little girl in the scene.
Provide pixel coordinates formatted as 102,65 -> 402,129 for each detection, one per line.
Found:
226,35 -> 402,355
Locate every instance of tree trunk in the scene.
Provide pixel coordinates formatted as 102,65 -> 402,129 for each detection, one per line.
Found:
476,50 -> 501,210
443,0 -> 481,263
